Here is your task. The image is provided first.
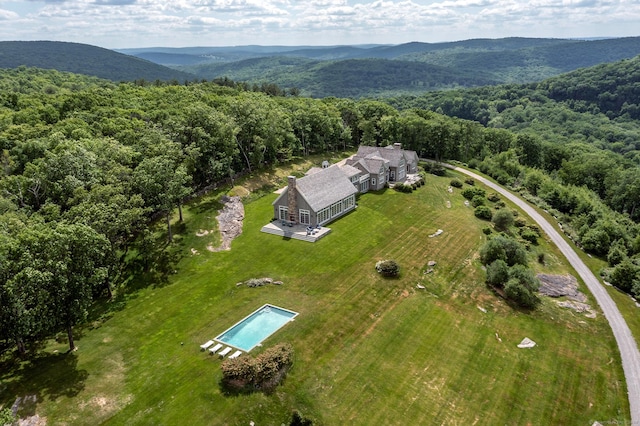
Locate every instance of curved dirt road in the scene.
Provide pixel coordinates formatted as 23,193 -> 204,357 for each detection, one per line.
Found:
450,166 -> 640,425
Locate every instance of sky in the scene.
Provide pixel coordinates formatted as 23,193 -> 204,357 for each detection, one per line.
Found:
0,0 -> 638,49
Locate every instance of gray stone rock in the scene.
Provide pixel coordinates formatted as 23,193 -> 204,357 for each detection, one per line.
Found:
537,273 -> 587,302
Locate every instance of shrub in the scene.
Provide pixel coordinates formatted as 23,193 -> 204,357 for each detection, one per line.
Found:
487,192 -> 500,202
471,195 -> 485,207
394,183 -> 412,193
504,278 -> 540,308
480,235 -> 527,266
520,228 -> 539,245
376,259 -> 400,277
482,227 -> 492,235
464,177 -> 475,186
474,206 -> 493,220
486,259 -> 509,288
290,411 -> 314,426
503,265 -> 540,308
607,239 -> 628,266
514,217 -> 528,227
450,179 -> 463,188
221,343 -> 294,392
609,259 -> 639,293
432,166 -> 446,176
492,209 -> 514,232
462,187 -> 486,200
0,408 -> 15,426
528,225 -> 541,236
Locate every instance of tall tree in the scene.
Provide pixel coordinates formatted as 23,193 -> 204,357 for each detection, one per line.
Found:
134,156 -> 192,242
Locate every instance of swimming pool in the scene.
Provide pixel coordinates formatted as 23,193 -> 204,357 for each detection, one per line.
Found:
215,304 -> 298,352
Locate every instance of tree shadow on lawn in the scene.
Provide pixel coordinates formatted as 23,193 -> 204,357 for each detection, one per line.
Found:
0,351 -> 88,418
189,194 -> 225,215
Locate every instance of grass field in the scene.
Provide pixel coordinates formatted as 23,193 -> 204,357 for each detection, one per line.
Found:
0,167 -> 630,425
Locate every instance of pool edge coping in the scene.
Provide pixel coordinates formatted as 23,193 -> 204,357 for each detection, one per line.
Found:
214,303 -> 299,352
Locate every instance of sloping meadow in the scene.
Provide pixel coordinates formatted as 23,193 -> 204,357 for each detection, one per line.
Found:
10,172 -> 627,425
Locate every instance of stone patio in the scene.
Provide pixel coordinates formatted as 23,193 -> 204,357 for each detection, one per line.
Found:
260,221 -> 332,242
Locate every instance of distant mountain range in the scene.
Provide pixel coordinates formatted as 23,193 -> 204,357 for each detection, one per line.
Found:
118,37 -> 640,97
1,38 -> 639,97
0,41 -> 193,82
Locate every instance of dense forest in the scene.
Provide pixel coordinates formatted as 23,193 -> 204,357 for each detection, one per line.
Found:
0,41 -> 193,82
2,57 -> 640,356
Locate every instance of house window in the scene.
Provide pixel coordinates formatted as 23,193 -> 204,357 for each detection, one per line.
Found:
317,207 -> 330,224
371,178 -> 376,187
330,201 -> 343,218
279,206 -> 288,220
299,209 -> 310,225
343,195 -> 355,210
361,179 -> 369,192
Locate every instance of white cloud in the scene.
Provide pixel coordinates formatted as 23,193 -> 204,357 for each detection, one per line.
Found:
0,8 -> 19,20
0,0 -> 637,46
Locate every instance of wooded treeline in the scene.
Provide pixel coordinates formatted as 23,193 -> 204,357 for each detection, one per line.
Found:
1,61 -> 640,355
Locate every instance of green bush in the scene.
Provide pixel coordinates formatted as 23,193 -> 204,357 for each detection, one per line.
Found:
482,227 -> 493,235
504,278 -> 540,308
471,195 -> 485,207
474,206 -> 493,220
520,228 -> 539,245
609,259 -> 639,293
462,187 -> 486,200
0,408 -> 15,426
450,179 -> 463,188
487,192 -> 500,202
290,410 -> 314,426
514,217 -> 528,227
221,343 -> 294,392
486,259 -> 509,288
492,209 -> 514,232
376,259 -> 400,277
480,235 -> 527,266
394,183 -> 413,193
464,177 -> 475,185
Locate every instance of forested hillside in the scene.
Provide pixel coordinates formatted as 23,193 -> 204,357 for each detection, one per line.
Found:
2,61 -> 640,356
185,57 -> 501,98
173,37 -> 640,97
0,41 -> 193,82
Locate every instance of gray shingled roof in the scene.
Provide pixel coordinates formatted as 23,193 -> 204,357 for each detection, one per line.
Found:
356,144 -> 420,169
296,166 -> 358,211
338,164 -> 361,179
378,147 -> 405,167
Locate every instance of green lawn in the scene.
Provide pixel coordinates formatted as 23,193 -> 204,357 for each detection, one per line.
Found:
1,172 -> 629,425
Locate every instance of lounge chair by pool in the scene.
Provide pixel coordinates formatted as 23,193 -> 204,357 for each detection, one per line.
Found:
218,347 -> 232,358
208,343 -> 223,355
200,340 -> 214,351
229,350 -> 242,359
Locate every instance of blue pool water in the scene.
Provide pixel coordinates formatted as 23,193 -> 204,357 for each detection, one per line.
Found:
215,304 -> 298,352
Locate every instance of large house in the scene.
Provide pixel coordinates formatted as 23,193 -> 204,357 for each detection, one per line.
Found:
346,143 -> 419,191
271,144 -> 419,227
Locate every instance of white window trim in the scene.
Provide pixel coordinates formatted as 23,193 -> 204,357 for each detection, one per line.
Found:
299,209 -> 310,225
279,205 -> 288,220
